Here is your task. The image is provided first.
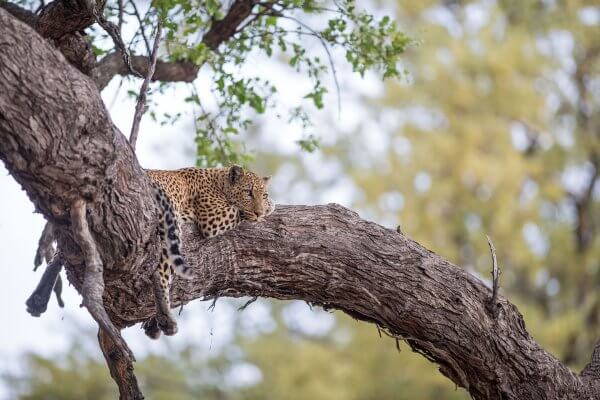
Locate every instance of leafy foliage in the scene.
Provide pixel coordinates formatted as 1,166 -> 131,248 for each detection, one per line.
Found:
94,0 -> 412,166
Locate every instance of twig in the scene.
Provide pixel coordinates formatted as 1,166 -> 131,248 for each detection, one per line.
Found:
208,296 -> 218,311
128,0 -> 151,55
268,11 -> 342,114
129,21 -> 162,150
238,296 -> 258,311
93,6 -> 143,78
26,252 -> 63,317
485,235 -> 500,318
117,0 -> 124,34
34,0 -> 45,14
71,199 -> 135,362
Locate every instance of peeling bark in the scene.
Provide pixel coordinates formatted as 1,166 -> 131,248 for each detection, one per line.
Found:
1,7 -> 600,400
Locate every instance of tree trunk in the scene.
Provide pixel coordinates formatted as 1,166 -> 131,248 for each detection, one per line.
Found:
1,8 -> 599,400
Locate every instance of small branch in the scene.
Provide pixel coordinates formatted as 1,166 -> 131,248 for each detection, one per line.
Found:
93,6 -> 143,78
70,199 -> 135,362
272,12 -> 342,113
117,0 -> 124,34
129,21 -> 162,150
93,52 -> 199,90
98,329 -> 143,400
238,296 -> 258,310
26,252 -> 63,317
128,0 -> 151,55
485,234 -> 500,318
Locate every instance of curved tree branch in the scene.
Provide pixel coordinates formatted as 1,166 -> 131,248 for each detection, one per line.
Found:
1,8 -> 600,400
93,52 -> 200,90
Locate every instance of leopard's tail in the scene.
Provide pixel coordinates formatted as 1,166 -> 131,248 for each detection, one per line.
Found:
153,184 -> 194,280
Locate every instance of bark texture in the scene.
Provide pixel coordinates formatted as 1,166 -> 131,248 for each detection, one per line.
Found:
1,7 -> 600,400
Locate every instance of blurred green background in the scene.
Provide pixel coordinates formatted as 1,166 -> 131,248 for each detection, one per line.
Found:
1,0 -> 599,399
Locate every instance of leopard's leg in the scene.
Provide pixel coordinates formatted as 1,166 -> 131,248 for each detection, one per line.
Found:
143,247 -> 178,338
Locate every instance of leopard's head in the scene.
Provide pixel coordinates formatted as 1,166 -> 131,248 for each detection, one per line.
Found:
224,165 -> 274,221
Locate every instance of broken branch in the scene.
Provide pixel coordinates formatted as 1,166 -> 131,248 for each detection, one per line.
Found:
485,234 -> 500,318
70,199 -> 135,362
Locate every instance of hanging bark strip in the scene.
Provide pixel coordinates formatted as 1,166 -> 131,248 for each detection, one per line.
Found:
70,199 -> 135,362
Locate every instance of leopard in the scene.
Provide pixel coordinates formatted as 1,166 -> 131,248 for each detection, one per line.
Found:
141,165 -> 274,339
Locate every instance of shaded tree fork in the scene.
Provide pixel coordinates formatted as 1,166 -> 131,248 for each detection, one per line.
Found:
1,5 -> 600,400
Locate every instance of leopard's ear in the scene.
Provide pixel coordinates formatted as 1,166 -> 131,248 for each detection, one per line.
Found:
262,176 -> 271,187
228,165 -> 244,184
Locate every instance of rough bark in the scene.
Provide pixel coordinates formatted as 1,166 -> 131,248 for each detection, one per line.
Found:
98,329 -> 143,399
1,7 -> 600,400
1,0 -> 99,73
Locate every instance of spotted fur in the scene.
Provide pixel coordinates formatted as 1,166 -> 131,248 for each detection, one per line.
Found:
142,165 -> 274,338
153,183 -> 193,279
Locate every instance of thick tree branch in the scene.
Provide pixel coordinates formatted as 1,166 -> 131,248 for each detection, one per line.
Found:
0,0 -> 96,72
202,0 -> 258,50
36,0 -> 106,39
93,52 -> 200,90
0,1 -> 36,26
2,8 -> 600,400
